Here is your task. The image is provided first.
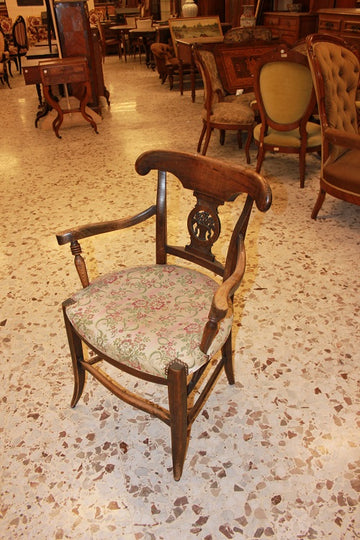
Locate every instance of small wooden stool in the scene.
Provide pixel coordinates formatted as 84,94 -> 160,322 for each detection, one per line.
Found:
39,57 -> 98,139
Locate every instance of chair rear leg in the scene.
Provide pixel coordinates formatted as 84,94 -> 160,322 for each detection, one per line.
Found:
220,129 -> 225,146
256,144 -> 265,173
244,127 -> 253,164
201,127 -> 213,156
167,361 -> 188,481
311,188 -> 326,219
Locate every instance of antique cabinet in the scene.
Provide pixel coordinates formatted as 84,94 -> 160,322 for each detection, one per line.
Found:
55,0 -> 107,111
317,8 -> 360,48
263,12 -> 317,44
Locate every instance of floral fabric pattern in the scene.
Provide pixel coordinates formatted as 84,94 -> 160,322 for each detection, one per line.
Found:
66,265 -> 233,377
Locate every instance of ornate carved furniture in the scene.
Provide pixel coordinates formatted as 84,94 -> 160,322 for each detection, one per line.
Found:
252,47 -> 321,188
57,149 -> 272,481
193,47 -> 255,161
39,57 -> 98,138
306,33 -> 360,218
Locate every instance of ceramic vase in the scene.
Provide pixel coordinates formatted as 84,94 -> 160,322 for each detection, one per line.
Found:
182,0 -> 198,17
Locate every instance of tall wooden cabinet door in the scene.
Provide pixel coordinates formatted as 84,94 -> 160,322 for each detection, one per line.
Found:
198,0 -> 225,21
55,0 -> 100,109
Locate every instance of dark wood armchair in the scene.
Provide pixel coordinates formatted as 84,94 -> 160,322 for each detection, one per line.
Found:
57,149 -> 272,481
306,34 -> 360,218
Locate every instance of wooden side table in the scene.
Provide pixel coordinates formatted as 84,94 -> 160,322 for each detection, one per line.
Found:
39,57 -> 99,139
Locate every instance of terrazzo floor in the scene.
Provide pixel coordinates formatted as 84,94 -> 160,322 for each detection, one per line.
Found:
0,55 -> 359,540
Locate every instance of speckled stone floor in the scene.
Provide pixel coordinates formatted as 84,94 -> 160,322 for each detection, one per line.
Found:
0,55 -> 359,540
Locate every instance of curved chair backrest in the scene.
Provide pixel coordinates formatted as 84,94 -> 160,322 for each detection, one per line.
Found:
253,48 -> 315,131
135,16 -> 153,29
306,33 -> 359,163
193,48 -> 225,107
12,15 -> 28,49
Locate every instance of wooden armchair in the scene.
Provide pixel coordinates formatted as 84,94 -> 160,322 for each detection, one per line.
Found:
193,47 -> 255,162
150,42 -> 192,91
57,149 -> 272,481
252,47 -> 321,188
306,34 -> 360,218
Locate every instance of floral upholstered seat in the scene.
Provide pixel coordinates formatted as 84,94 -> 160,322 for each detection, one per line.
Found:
66,265 -> 233,378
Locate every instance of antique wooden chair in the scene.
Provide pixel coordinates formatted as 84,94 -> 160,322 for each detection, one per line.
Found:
12,15 -> 28,74
92,14 -> 124,61
0,29 -> 10,87
252,47 -> 321,188
306,34 -> 360,218
57,150 -> 272,480
150,42 -> 192,91
193,47 -> 256,163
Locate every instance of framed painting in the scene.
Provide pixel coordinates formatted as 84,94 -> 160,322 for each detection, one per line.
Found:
169,16 -> 223,54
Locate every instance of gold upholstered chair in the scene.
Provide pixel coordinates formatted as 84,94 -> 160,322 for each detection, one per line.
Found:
57,149 -> 272,481
306,33 -> 360,219
193,47 -> 256,163
252,47 -> 321,188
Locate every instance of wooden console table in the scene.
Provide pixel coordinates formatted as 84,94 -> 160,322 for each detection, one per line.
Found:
39,57 -> 98,138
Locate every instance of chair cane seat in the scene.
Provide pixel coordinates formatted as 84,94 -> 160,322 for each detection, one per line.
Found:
66,264 -> 233,378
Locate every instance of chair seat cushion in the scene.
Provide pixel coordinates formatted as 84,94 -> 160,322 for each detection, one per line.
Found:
65,265 -> 233,378
324,148 -> 360,194
224,91 -> 255,105
253,121 -> 321,148
203,102 -> 255,125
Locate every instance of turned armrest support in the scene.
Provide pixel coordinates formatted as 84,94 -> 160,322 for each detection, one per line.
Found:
200,245 -> 246,354
56,205 -> 157,245
56,205 -> 157,288
324,127 -> 360,150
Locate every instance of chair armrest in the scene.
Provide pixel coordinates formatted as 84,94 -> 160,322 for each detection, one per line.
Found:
200,241 -> 246,354
324,127 -> 360,151
56,205 -> 156,245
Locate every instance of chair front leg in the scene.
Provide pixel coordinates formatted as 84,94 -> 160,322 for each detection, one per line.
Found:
167,360 -> 188,481
222,332 -> 235,385
63,302 -> 86,408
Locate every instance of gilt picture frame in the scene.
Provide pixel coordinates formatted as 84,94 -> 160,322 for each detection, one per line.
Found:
169,16 -> 223,55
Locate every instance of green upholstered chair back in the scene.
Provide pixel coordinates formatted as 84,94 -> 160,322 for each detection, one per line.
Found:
258,60 -> 313,126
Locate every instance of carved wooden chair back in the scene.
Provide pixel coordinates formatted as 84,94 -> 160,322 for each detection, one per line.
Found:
12,15 -> 28,73
57,149 -> 272,480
